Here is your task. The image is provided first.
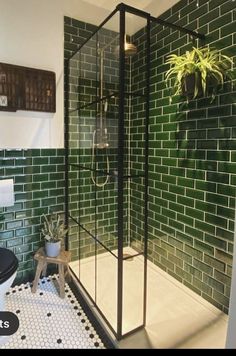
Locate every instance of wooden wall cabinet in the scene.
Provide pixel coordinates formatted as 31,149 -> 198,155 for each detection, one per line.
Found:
0,63 -> 56,113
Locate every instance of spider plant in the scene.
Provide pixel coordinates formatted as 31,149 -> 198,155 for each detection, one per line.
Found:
165,46 -> 233,101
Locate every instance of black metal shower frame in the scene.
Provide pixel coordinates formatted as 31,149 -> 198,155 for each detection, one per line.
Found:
65,2 -> 205,341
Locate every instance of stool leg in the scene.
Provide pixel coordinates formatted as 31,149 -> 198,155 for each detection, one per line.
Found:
58,264 -> 65,298
32,260 -> 45,293
42,263 -> 47,277
65,264 -> 71,283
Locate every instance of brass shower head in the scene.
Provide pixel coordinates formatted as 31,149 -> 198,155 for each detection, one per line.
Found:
124,41 -> 137,57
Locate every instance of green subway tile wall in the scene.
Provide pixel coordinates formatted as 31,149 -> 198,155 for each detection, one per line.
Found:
0,149 -> 65,283
130,0 -> 236,313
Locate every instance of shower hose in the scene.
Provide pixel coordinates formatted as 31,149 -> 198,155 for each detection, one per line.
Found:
91,129 -> 110,187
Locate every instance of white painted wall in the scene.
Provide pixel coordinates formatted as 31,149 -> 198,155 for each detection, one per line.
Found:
0,0 -> 65,148
0,0 -> 111,148
0,0 -> 179,148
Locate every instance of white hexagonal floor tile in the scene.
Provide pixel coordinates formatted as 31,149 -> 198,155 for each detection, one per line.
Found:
0,275 -> 107,349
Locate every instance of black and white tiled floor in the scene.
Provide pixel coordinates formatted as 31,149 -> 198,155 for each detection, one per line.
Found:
0,275 -> 107,349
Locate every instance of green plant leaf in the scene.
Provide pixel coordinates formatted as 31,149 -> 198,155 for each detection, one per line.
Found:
165,46 -> 233,101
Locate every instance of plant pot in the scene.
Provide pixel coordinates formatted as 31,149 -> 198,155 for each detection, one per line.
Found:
181,73 -> 203,99
45,240 -> 61,258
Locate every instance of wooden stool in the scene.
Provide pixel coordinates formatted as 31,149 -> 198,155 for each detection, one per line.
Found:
31,247 -> 71,298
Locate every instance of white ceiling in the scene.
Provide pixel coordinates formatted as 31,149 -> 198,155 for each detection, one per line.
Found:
64,0 -> 181,34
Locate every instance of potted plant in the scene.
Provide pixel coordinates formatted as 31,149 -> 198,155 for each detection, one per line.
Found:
41,213 -> 68,258
165,46 -> 233,101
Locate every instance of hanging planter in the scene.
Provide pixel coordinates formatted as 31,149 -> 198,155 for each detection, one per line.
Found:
181,72 -> 203,99
165,46 -> 233,101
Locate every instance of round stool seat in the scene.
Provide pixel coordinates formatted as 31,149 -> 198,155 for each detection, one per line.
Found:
0,248 -> 18,285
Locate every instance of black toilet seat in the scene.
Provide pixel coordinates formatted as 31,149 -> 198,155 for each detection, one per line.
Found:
0,248 -> 18,285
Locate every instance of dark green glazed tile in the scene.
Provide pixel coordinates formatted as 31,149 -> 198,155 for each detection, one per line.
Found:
161,224 -> 175,236
220,116 -> 236,127
209,12 -> 232,31
193,278 -> 213,296
193,258 -> 213,276
7,237 -> 23,248
207,151 -> 230,162
199,7 -> 220,26
178,159 -> 195,169
160,256 -> 175,271
176,249 -> 192,264
40,149 -> 57,157
207,172 -> 229,184
24,166 -> 40,175
203,275 -> 224,294
0,159 -> 14,166
208,128 -> 231,139
196,181 -> 216,193
203,293 -> 224,311
195,220 -> 215,235
185,226 -> 204,240
197,141 -> 217,150
189,3 -> 208,22
229,221 -> 235,233
205,234 -> 227,250
186,207 -> 204,221
33,174 -> 49,183
6,220 -> 23,230
186,169 -> 205,180
169,167 -> 185,177
169,219 -> 184,232
162,208 -> 176,220
188,130 -> 206,140
217,206 -> 235,220
204,254 -> 225,273
188,109 -> 206,120
195,201 -> 216,214
41,181 -> 56,190
169,202 -> 184,214
219,162 -> 236,174
169,184 -> 185,195
214,270 -> 231,287
162,191 -> 176,202
213,290 -> 229,309
33,157 -> 49,165
185,245 -> 203,260
221,1 -> 236,15
49,156 -> 65,164
15,227 -> 32,237
177,195 -> 194,207
5,167 -> 24,176
212,35 -> 232,50
5,150 -> 23,158
206,192 -> 228,206
186,188 -> 204,200
177,177 -> 194,188
216,227 -> 234,242
215,249 -> 233,265
0,230 -> 14,239
231,175 -> 236,185
220,140 -> 236,150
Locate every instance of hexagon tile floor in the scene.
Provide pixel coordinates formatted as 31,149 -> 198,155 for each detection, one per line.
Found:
0,275 -> 110,349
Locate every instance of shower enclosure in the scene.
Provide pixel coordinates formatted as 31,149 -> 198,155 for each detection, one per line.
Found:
65,3 -> 203,340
